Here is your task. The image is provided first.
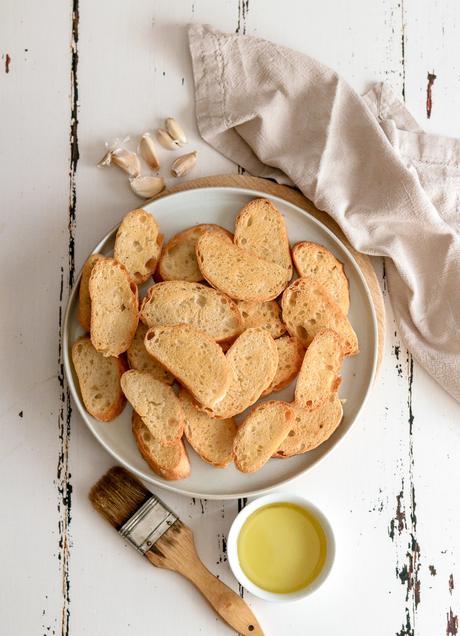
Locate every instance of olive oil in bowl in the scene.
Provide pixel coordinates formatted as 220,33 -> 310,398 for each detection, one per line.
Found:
227,494 -> 334,601
237,502 -> 327,594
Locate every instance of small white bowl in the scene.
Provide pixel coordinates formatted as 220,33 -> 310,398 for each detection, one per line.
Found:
227,493 -> 335,602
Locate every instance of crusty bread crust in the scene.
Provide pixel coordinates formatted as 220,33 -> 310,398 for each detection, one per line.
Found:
144,324 -> 231,410
114,209 -> 163,284
78,254 -> 105,332
140,281 -> 243,343
179,389 -> 236,467
274,395 -> 343,457
72,196 -> 357,475
233,400 -> 293,473
127,323 -> 174,384
132,411 -> 190,480
234,198 -> 293,276
71,337 -> 127,422
196,231 -> 290,302
295,329 -> 344,410
281,277 -> 358,355
262,335 -> 305,396
159,224 -> 232,282
292,241 -> 349,313
89,258 -> 139,357
120,370 -> 184,445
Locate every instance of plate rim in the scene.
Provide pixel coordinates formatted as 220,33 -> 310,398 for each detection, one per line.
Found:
63,185 -> 378,499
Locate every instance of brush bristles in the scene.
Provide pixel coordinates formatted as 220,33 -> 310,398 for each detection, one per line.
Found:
89,466 -> 151,529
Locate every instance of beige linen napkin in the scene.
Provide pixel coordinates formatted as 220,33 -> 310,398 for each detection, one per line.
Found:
188,24 -> 460,403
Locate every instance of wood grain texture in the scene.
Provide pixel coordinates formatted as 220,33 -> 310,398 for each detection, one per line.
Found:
152,174 -> 385,373
146,521 -> 264,635
2,1 -> 460,635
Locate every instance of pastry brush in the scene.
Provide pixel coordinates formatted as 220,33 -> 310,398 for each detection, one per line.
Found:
89,466 -> 264,635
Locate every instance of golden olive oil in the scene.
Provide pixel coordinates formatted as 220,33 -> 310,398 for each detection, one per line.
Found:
237,502 -> 327,594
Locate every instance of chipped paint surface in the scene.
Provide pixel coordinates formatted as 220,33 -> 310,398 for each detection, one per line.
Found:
426,72 -> 437,119
447,608 -> 459,636
2,1 -> 460,634
400,0 -> 407,99
237,497 -> 248,597
236,0 -> 250,35
4,53 -> 11,73
390,354 -> 421,634
56,1 -> 80,634
447,575 -> 459,635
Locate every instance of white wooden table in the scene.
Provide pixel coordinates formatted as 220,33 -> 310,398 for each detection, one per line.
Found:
1,1 -> 460,634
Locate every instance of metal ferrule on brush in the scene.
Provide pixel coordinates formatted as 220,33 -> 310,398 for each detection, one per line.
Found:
119,496 -> 178,554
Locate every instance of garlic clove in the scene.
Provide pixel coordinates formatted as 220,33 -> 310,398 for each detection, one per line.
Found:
139,133 -> 160,170
156,128 -> 181,150
97,136 -> 133,168
165,117 -> 187,145
111,148 -> 141,178
97,149 -> 113,167
170,151 -> 197,178
129,175 -> 165,199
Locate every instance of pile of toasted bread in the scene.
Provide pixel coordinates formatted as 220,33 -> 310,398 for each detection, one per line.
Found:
71,198 -> 358,479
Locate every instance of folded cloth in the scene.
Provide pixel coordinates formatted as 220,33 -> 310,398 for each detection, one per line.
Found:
188,24 -> 460,403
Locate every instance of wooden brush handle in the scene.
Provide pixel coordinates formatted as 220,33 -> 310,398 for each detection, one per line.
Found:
146,523 -> 264,636
179,555 -> 263,636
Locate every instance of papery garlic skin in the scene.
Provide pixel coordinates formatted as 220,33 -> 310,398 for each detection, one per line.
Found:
165,117 -> 187,145
97,136 -> 132,169
97,150 -> 113,167
170,151 -> 197,177
129,175 -> 165,198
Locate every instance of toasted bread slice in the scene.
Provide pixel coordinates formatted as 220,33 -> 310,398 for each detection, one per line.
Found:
132,412 -> 190,480
120,370 -> 184,445
78,254 -> 105,332
114,209 -> 163,284
233,400 -> 293,473
262,335 -> 305,396
234,198 -> 293,276
89,258 -> 139,357
140,281 -> 242,343
179,389 -> 236,467
196,231 -> 290,302
127,323 -> 174,384
237,300 -> 286,339
204,328 -> 278,419
292,242 -> 349,313
159,224 -> 232,282
71,337 -> 127,422
274,395 -> 343,457
144,324 -> 231,410
281,277 -> 358,355
295,329 -> 344,410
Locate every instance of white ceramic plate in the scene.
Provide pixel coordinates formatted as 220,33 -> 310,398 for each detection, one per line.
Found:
64,186 -> 378,499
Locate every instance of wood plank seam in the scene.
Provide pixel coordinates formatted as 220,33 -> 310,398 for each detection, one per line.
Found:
56,1 -> 80,634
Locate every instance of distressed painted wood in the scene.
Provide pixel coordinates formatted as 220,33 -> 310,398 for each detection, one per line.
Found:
1,1 -> 460,635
